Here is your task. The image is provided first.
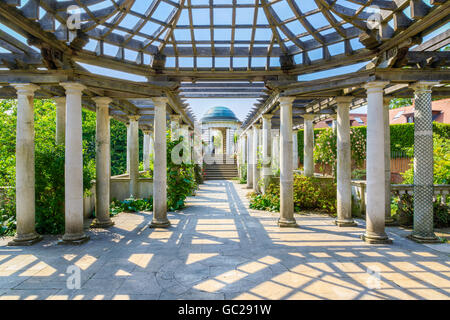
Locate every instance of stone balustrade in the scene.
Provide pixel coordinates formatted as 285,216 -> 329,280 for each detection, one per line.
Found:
351,181 -> 449,217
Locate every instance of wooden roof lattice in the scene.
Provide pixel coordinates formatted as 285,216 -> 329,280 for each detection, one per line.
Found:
0,0 -> 448,130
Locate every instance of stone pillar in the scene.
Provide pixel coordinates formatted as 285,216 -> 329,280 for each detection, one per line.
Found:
180,124 -> 191,164
335,97 -> 356,227
246,130 -> 253,189
410,82 -> 440,243
262,114 -> 273,193
143,130 -> 151,171
170,114 -> 181,141
292,130 -> 298,169
362,81 -> 392,244
128,116 -> 140,198
383,98 -> 395,225
252,124 -> 261,193
226,128 -> 230,155
279,97 -> 297,227
303,115 -> 315,177
330,114 -> 337,131
8,83 -> 42,246
54,97 -> 66,145
149,130 -> 154,162
150,98 -> 170,228
60,82 -> 89,244
272,130 -> 280,171
126,122 -> 130,173
92,97 -> 114,228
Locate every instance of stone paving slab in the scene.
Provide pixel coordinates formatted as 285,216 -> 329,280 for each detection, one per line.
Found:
0,180 -> 449,300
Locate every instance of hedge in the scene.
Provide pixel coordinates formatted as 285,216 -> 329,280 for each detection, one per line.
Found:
297,122 -> 450,164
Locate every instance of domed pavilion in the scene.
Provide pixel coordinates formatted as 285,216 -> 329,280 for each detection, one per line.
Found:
201,106 -> 241,156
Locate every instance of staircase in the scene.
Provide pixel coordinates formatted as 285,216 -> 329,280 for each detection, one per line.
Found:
203,155 -> 238,180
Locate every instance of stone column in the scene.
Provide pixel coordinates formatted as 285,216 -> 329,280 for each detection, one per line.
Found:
92,97 -> 114,228
8,83 -> 42,246
60,82 -> 89,244
170,114 -> 181,141
335,97 -> 356,227
383,97 -> 395,225
225,128 -> 230,155
303,114 -> 315,177
150,98 -> 170,228
143,130 -> 151,171
126,122 -> 130,173
246,130 -> 253,189
54,97 -> 66,145
262,114 -> 273,193
128,116 -> 140,198
149,130 -> 154,162
252,124 -> 261,193
362,81 -> 392,244
180,124 -> 191,164
272,130 -> 280,171
292,130 -> 298,169
410,82 -> 440,243
330,114 -> 337,131
279,97 -> 297,227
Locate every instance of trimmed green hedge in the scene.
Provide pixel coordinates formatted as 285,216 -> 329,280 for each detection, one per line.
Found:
297,123 -> 450,164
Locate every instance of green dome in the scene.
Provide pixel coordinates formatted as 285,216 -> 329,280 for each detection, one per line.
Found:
201,106 -> 239,122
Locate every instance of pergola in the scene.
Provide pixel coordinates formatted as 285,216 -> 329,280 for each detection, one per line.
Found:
0,0 -> 448,246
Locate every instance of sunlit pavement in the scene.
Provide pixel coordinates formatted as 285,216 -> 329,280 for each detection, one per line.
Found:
0,180 -> 449,300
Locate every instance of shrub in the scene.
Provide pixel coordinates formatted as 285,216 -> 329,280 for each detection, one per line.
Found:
167,134 -> 197,211
239,165 -> 247,184
293,175 -> 337,213
313,127 -> 366,176
392,194 -> 450,228
110,197 -> 153,215
401,134 -> 450,184
249,174 -> 337,213
194,164 -> 204,185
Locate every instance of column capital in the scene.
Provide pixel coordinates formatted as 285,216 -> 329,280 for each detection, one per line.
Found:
302,114 -> 315,121
410,81 -> 440,92
253,123 -> 261,129
60,82 -> 86,93
262,114 -> 274,120
279,96 -> 295,106
335,96 -> 354,106
142,129 -> 152,135
128,115 -> 140,122
364,81 -> 389,92
170,114 -> 181,121
180,124 -> 189,129
152,97 -> 169,107
53,97 -> 66,104
11,83 -> 39,95
93,97 -> 112,108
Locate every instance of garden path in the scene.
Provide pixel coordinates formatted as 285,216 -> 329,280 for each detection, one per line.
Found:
0,180 -> 449,300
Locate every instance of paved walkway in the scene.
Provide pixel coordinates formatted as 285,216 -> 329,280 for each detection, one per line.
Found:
0,180 -> 449,300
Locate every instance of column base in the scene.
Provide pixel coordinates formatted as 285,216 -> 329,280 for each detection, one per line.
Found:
149,219 -> 171,228
408,233 -> 441,244
385,217 -> 397,226
361,233 -> 393,244
335,219 -> 357,227
278,218 -> 298,228
58,234 -> 90,245
8,234 -> 43,246
90,219 -> 115,228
